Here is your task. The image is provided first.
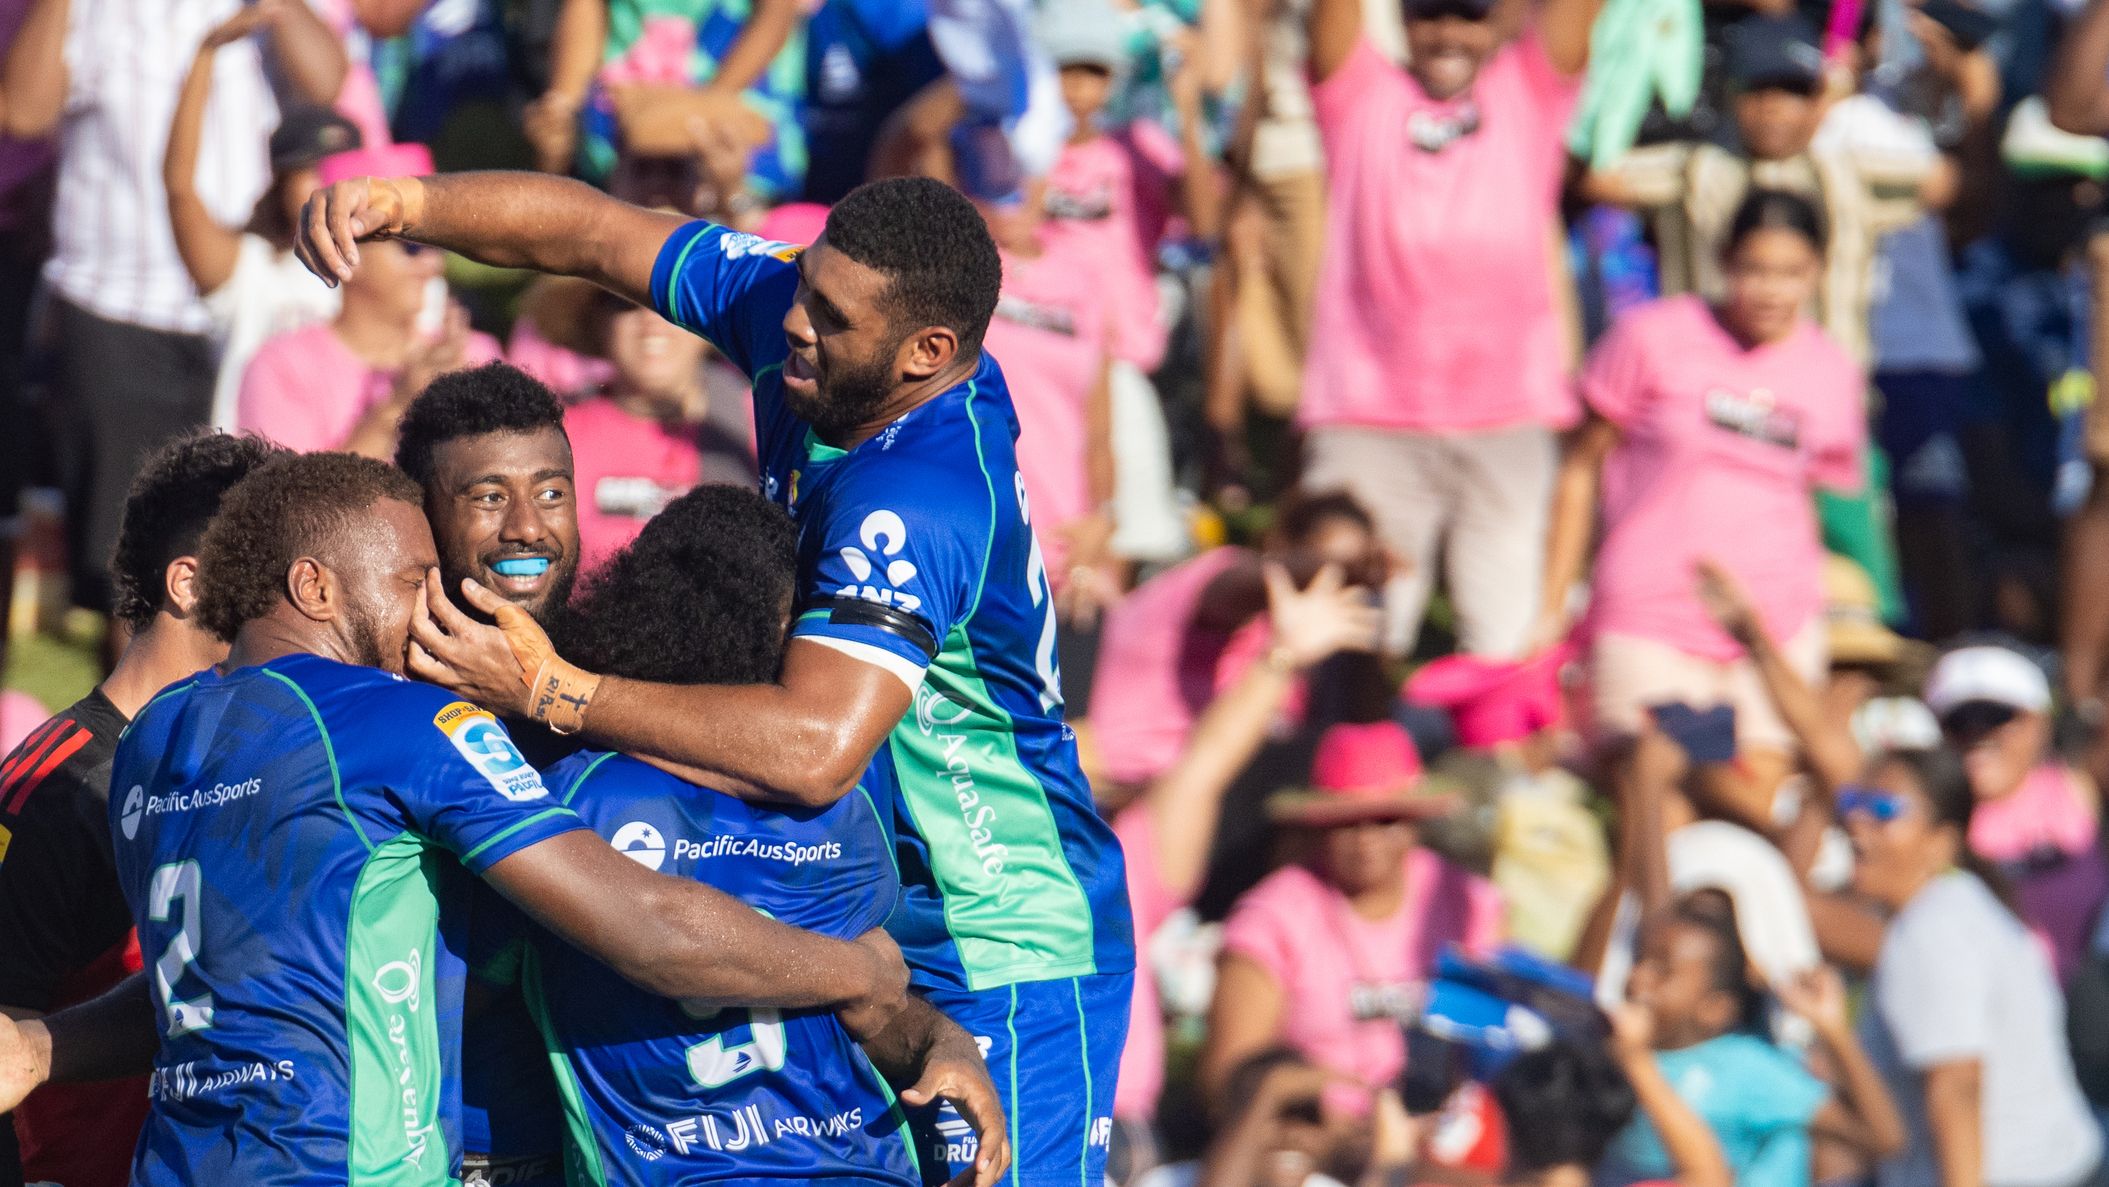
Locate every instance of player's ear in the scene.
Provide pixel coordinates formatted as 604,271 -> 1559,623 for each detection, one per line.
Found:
164,556 -> 203,619
286,556 -> 337,622
899,323 -> 959,381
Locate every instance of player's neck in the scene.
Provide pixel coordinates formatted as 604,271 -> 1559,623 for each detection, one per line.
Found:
223,614 -> 362,675
825,354 -> 982,450
100,616 -> 227,719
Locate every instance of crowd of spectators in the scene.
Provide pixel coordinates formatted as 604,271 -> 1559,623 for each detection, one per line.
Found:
20,0 -> 2109,1184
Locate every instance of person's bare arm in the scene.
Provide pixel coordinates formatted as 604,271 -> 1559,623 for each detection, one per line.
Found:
704,0 -> 796,98
1308,0 -> 1361,81
1533,414 -> 1620,648
523,0 -> 606,174
1198,952 -> 1288,1112
296,171 -> 687,302
1618,727 -> 1681,920
166,10 -> 274,297
1924,1059 -> 1986,1187
352,0 -> 426,39
482,831 -> 906,1027
1,0 -> 68,140
2051,0 -> 2109,134
1695,560 -> 1862,798
0,974 -> 159,1112
858,997 -> 1012,1187
1609,1004 -> 1733,1187
1779,967 -> 1908,1158
263,0 -> 348,107
1147,565 -> 1381,898
1166,36 -> 1225,242
1540,0 -> 1608,75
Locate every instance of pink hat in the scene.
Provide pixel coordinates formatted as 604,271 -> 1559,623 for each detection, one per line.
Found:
757,202 -> 830,246
1405,645 -> 1571,750
1266,721 -> 1456,826
317,142 -> 435,188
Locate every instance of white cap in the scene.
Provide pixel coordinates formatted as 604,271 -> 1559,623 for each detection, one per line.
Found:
1851,696 -> 1943,753
1922,646 -> 2052,717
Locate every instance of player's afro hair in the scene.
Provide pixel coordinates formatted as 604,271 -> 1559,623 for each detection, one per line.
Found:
196,452 -> 422,641
823,176 -> 1003,354
395,362 -> 568,490
552,484 -> 796,687
110,431 -> 288,629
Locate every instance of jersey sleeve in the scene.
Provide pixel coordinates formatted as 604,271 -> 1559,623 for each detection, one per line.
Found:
394,699 -> 588,875
1581,307 -> 1658,428
0,772 -> 131,1009
789,458 -> 993,687
648,219 -> 803,379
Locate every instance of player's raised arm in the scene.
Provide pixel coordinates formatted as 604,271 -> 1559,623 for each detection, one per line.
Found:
480,830 -> 907,1025
295,171 -> 686,307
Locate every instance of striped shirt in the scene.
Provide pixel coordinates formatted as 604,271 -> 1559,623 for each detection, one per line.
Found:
44,0 -> 277,334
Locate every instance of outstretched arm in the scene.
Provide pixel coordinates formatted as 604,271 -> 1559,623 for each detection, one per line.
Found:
297,171 -> 688,302
483,831 -> 906,1031
166,7 -> 277,297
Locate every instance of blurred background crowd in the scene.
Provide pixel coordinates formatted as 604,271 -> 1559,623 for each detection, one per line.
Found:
20,0 -> 2109,1183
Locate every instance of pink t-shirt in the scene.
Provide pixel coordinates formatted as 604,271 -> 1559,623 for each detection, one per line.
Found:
1040,123 -> 1182,373
1088,548 -> 1247,785
1582,295 -> 1864,661
1300,36 -> 1583,434
1970,764 -> 2109,984
508,318 -> 616,397
1222,849 -> 1504,1096
565,396 -> 704,575
236,322 -> 503,452
982,246 -> 1110,579
1112,804 -> 1183,1121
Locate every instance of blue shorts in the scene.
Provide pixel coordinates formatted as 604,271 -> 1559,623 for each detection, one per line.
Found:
907,972 -> 1132,1187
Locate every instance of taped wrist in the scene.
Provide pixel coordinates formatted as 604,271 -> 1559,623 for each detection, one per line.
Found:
526,655 -> 602,735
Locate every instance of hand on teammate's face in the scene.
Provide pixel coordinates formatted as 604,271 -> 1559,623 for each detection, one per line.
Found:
405,569 -> 539,716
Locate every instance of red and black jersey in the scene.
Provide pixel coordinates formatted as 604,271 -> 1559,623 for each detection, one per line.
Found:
0,688 -> 147,1187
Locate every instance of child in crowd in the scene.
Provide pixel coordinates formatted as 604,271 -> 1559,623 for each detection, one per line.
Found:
1601,895 -> 1905,1187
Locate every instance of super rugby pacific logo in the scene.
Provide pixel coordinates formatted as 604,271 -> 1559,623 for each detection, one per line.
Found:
432,702 -> 547,802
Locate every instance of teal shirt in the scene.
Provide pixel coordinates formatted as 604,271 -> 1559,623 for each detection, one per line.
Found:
1596,1032 -> 1828,1187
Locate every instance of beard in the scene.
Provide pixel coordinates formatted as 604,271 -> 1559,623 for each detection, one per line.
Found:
785,345 -> 899,439
344,602 -> 396,673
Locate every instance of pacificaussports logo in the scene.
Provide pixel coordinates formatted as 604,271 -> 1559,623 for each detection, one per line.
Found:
432,703 -> 547,801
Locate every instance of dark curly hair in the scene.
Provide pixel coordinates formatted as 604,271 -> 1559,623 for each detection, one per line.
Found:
1494,1039 -> 1639,1174
552,484 -> 796,686
395,362 -> 568,490
1270,487 -> 1374,547
196,452 -> 423,641
824,177 -> 1002,354
110,431 -> 287,629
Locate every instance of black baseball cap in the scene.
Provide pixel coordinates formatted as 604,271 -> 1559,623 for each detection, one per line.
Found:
1402,0 -> 1499,21
270,106 -> 362,174
1726,14 -> 1826,92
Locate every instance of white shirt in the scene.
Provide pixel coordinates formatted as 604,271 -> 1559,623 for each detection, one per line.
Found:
203,233 -> 340,429
46,0 -> 277,334
1863,872 -> 2102,1187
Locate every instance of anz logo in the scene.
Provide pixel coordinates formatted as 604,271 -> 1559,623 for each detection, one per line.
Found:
834,509 -> 922,614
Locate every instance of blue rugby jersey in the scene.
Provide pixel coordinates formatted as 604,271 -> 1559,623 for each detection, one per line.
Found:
647,220 -> 1133,995
521,750 -> 916,1185
108,653 -> 586,1187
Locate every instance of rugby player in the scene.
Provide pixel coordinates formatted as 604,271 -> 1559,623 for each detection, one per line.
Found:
299,167 -> 1135,1186
0,453 -> 910,1186
516,482 -> 1008,1185
0,430 -> 283,1187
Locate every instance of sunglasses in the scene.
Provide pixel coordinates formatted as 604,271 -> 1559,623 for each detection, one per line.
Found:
1837,786 -> 1915,824
396,241 -> 431,258
1940,701 -> 2019,738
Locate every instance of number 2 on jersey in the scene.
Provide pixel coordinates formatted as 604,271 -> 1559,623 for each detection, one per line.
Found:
1016,472 -> 1062,712
147,860 -> 215,1036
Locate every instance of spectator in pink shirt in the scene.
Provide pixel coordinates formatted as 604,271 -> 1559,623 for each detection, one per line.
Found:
1539,190 -> 1865,815
1200,720 -> 1505,1114
236,144 -> 501,457
1298,0 -> 1602,660
1082,489 -> 1387,794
